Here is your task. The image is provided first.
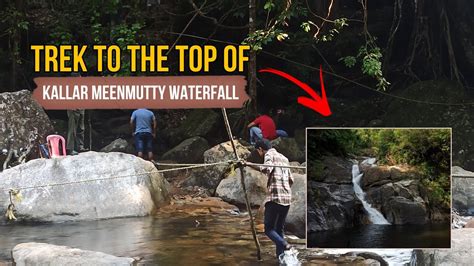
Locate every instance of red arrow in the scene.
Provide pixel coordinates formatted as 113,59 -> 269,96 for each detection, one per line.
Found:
258,66 -> 332,116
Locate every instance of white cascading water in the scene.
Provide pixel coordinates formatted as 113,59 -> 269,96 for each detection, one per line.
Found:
352,163 -> 391,224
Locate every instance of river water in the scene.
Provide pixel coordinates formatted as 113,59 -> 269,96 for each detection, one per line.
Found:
307,223 -> 450,248
0,212 -> 277,265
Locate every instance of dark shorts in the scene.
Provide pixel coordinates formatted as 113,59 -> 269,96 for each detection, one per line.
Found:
134,132 -> 153,153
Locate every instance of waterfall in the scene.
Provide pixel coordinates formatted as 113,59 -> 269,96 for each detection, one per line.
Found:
352,163 -> 391,225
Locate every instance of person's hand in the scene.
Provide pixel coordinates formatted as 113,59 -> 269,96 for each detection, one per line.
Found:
152,132 -> 156,139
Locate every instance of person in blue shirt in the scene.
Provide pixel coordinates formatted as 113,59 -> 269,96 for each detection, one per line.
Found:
130,109 -> 156,160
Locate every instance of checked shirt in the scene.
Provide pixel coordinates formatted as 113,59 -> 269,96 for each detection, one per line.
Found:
260,148 -> 293,206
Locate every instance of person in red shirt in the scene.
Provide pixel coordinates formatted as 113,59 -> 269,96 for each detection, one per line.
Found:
247,112 -> 277,145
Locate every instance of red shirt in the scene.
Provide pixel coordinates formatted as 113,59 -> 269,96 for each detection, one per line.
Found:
253,115 -> 277,140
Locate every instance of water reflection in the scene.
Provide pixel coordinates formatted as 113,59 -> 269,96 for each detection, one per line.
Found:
308,224 -> 450,248
0,213 -> 276,265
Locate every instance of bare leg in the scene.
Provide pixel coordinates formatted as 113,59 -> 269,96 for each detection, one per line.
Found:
137,152 -> 144,158
148,152 -> 154,161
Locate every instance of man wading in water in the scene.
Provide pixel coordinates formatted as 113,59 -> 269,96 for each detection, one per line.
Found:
253,139 -> 293,259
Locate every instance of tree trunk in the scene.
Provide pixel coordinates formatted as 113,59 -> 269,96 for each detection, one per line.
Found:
248,0 -> 257,115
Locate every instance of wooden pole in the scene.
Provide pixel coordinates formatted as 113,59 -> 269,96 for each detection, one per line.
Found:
221,108 -> 261,260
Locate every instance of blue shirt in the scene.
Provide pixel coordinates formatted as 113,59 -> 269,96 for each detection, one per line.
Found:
131,109 -> 155,134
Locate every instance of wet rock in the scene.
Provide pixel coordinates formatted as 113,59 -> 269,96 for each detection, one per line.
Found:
412,229 -> 474,265
270,137 -> 304,162
12,242 -> 135,265
0,152 -> 170,222
0,90 -> 54,167
365,183 -> 396,210
181,140 -> 250,193
161,136 -> 209,163
285,173 -> 306,238
307,181 -> 363,231
215,167 -> 267,207
383,196 -> 428,224
100,138 -> 132,153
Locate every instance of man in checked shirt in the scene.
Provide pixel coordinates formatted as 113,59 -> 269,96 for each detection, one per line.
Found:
254,139 -> 294,259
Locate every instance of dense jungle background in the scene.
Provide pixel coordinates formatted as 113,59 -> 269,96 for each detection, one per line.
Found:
0,0 -> 473,170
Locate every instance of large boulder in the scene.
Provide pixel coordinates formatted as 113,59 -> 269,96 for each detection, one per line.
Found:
361,165 -> 419,188
307,156 -> 365,231
382,196 -> 428,224
0,90 -> 53,166
270,137 -> 304,162
366,180 -> 420,211
160,136 -> 209,163
307,181 -> 363,231
181,140 -> 250,193
452,166 -> 474,215
12,242 -> 135,265
285,173 -> 306,238
0,152 -> 170,222
215,167 -> 267,207
412,229 -> 474,265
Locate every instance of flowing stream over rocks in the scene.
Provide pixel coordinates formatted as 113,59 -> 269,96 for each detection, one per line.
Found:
352,162 -> 391,224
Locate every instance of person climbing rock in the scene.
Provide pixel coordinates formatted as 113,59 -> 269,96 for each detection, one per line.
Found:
253,139 -> 293,259
247,111 -> 277,145
130,108 -> 156,160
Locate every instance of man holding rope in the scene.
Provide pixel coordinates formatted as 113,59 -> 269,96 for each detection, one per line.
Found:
253,139 -> 294,259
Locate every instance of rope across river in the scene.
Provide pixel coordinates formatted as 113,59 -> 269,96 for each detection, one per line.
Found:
2,160 -> 305,193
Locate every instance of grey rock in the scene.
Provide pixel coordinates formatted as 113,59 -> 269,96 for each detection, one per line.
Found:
0,152 -> 170,222
270,137 -> 304,162
285,173 -> 306,238
452,166 -> 474,215
161,136 -> 209,163
307,181 -> 363,231
0,90 -> 54,167
100,138 -> 131,153
12,242 -> 135,265
383,196 -> 428,224
215,167 -> 267,207
181,140 -> 250,193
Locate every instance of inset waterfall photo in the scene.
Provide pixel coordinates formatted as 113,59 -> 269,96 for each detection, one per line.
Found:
306,128 -> 451,248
